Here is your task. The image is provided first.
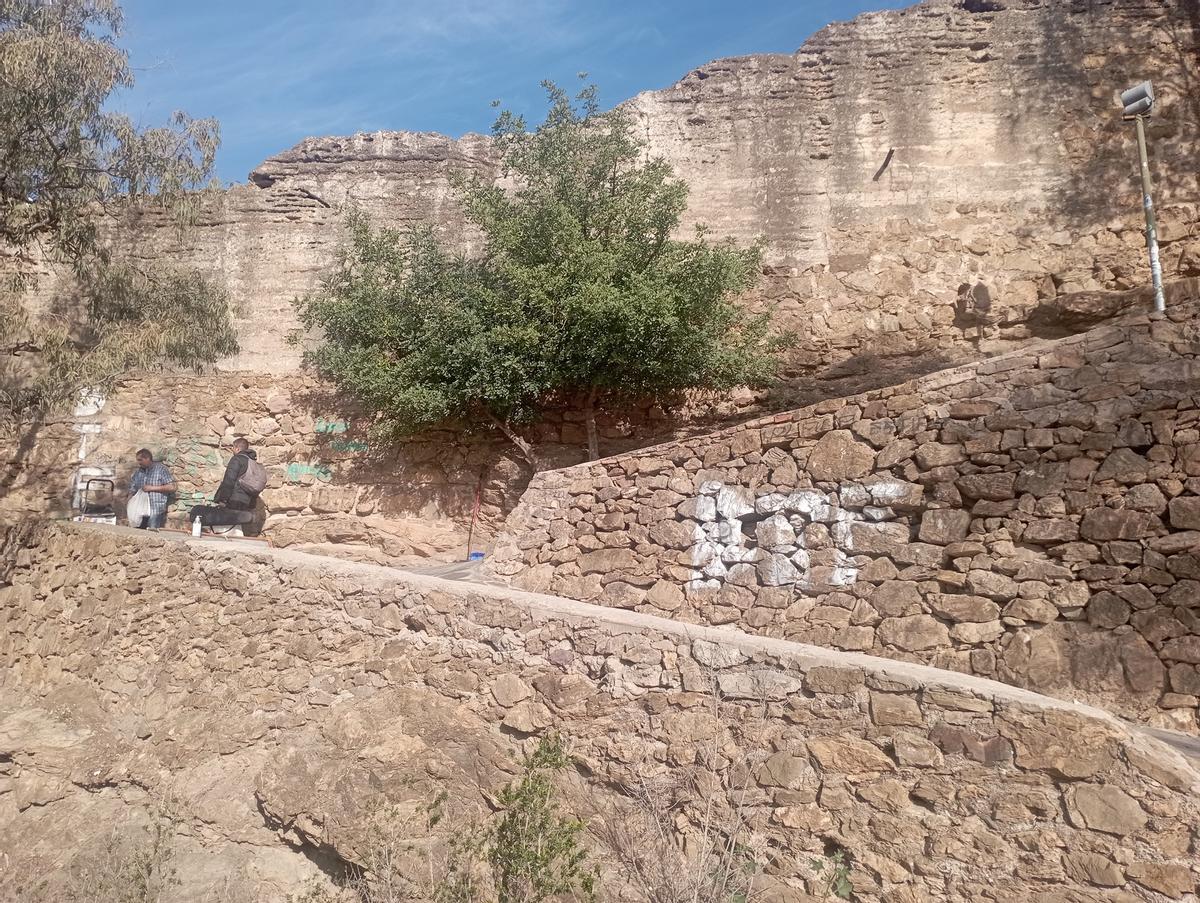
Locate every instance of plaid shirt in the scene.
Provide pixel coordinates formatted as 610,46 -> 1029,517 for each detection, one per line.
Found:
130,462 -> 175,516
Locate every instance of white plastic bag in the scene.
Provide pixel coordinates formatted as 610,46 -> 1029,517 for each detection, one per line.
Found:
126,490 -> 152,526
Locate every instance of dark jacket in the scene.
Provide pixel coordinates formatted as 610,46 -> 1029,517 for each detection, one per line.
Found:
215,450 -> 258,510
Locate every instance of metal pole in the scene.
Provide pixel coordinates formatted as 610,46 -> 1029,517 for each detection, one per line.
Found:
1135,115 -> 1166,312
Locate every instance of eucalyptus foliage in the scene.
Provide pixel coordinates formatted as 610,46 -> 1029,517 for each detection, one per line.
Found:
296,80 -> 781,462
0,0 -> 236,434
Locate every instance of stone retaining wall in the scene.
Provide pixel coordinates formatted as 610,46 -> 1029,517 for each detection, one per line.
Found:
489,303 -> 1200,731
1,522 -> 1198,901
2,372 -> 750,560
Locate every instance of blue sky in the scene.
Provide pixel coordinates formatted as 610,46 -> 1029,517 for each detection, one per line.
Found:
117,0 -> 913,185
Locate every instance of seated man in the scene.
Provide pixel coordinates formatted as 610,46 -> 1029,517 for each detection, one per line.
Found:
187,438 -> 268,534
129,448 -> 176,529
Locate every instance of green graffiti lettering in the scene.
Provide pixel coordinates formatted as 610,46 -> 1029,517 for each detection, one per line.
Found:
285,462 -> 333,483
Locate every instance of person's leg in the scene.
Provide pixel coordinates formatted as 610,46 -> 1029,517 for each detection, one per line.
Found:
189,506 -> 247,528
149,511 -> 167,529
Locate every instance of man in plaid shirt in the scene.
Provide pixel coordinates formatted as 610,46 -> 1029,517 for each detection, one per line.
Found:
129,448 -> 176,529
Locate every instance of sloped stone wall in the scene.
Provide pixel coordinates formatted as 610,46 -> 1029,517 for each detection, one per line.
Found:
1,522 -> 1198,901
489,302 -> 1200,731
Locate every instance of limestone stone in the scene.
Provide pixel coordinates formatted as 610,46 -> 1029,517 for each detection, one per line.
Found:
966,570 -> 1018,602
1080,509 -> 1160,541
755,515 -> 797,552
757,751 -> 813,789
878,616 -> 950,652
677,496 -> 717,522
869,581 -> 924,617
692,639 -> 748,669
919,509 -> 972,545
803,666 -> 865,696
716,485 -> 756,520
892,733 -> 942,768
646,581 -> 686,611
1094,448 -> 1153,484
915,443 -> 966,469
806,430 -> 876,482
1086,592 -> 1131,629
956,472 -> 1017,501
929,594 -> 999,623
531,673 -> 596,709
1065,785 -> 1148,836
870,693 -> 924,727
864,476 -> 924,510
757,554 -> 800,587
1061,852 -> 1124,887
1022,519 -> 1079,544
1162,636 -> 1200,664
950,620 -> 1004,644
806,737 -> 895,775
491,674 -> 533,708
1126,862 -> 1196,898
577,548 -> 639,575
1168,495 -> 1200,530
1003,597 -> 1058,624
716,670 -> 804,700
502,701 -> 553,734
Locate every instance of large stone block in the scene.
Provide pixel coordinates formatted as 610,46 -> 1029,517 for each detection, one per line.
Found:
1065,785 -> 1148,836
577,548 -> 639,575
1168,495 -> 1200,530
1080,508 -> 1161,541
878,615 -> 950,651
918,509 -> 971,545
805,430 -> 876,482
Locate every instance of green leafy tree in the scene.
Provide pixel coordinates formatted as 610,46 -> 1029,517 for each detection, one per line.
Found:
295,80 -> 781,463
0,0 -> 237,441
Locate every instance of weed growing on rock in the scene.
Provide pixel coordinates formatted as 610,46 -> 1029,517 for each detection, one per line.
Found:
438,735 -> 598,903
810,851 -> 852,900
1,800 -> 183,903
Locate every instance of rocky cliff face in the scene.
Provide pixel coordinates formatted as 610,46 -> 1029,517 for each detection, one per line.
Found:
22,0 -> 1198,375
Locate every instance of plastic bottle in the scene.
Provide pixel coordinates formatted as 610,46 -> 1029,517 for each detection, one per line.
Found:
192,517 -> 202,538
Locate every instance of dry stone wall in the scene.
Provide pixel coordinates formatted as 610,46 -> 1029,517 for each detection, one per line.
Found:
489,302 -> 1200,731
1,522 -> 1198,901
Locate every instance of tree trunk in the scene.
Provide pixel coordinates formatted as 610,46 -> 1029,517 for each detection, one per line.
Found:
0,415 -> 45,503
584,387 -> 600,461
485,412 -> 537,468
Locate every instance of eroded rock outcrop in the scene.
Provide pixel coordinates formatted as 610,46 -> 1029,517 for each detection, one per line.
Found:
13,0 -> 1200,377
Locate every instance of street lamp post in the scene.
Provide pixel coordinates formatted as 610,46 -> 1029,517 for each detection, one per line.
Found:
1120,81 -> 1165,313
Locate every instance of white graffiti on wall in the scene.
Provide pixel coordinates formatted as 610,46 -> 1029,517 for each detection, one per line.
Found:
684,477 -> 918,595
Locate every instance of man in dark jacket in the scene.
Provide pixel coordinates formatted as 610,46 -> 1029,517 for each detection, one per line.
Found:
214,438 -> 260,511
187,438 -> 266,534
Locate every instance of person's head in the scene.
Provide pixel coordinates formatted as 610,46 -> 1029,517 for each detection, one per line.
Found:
135,448 -> 154,469
230,438 -> 250,454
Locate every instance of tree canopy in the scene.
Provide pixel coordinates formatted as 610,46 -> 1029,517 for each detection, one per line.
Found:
296,80 -> 782,462
0,0 -> 237,435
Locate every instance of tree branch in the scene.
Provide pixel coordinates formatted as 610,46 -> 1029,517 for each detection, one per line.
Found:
482,410 -> 538,467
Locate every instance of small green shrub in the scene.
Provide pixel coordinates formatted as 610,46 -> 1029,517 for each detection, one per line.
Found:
437,735 -> 597,903
810,851 -> 852,899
